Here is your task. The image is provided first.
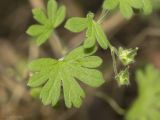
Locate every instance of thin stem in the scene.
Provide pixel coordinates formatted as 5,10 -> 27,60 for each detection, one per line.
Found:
29,40 -> 39,60
108,43 -> 118,76
97,9 -> 119,77
111,47 -> 118,75
94,92 -> 126,115
97,10 -> 109,24
97,8 -> 119,76
49,32 -> 66,58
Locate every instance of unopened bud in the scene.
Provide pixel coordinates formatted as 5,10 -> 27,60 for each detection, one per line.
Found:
118,47 -> 138,66
116,67 -> 129,86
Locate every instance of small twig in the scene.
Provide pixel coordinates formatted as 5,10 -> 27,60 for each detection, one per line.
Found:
94,92 -> 126,115
49,32 -> 66,58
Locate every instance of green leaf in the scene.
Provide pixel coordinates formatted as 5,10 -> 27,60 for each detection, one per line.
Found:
120,0 -> 133,19
32,8 -> 48,24
40,65 -> 61,105
27,0 -> 66,46
26,25 -> 45,36
28,72 -> 48,87
28,58 -> 57,71
54,6 -> 66,28
62,68 -> 85,108
28,46 -> 104,108
126,64 -> 160,120
64,46 -> 97,61
142,0 -> 152,15
128,0 -> 143,9
83,21 -> 96,48
102,0 -> 153,18
47,0 -> 57,22
78,56 -> 102,68
65,17 -> 88,32
65,12 -> 109,49
103,0 -> 119,10
70,65 -> 104,87
28,58 -> 58,87
93,22 -> 109,49
36,29 -> 52,46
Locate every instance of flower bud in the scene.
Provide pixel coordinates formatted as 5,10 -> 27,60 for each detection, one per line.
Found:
116,67 -> 129,86
118,47 -> 138,66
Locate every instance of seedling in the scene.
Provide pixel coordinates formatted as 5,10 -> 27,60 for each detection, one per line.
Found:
27,0 -> 153,108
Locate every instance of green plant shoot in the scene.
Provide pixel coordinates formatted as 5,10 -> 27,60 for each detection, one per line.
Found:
26,0 -> 66,46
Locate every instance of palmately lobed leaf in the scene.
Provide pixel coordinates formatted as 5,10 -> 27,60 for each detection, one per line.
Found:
126,65 -> 160,120
28,47 -> 105,108
102,0 -> 153,18
65,12 -> 109,49
26,0 -> 66,46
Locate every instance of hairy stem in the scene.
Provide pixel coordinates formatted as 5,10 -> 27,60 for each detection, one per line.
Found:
111,52 -> 118,75
107,42 -> 118,76
111,47 -> 118,76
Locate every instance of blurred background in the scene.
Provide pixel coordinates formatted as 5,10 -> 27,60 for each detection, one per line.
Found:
0,0 -> 160,120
